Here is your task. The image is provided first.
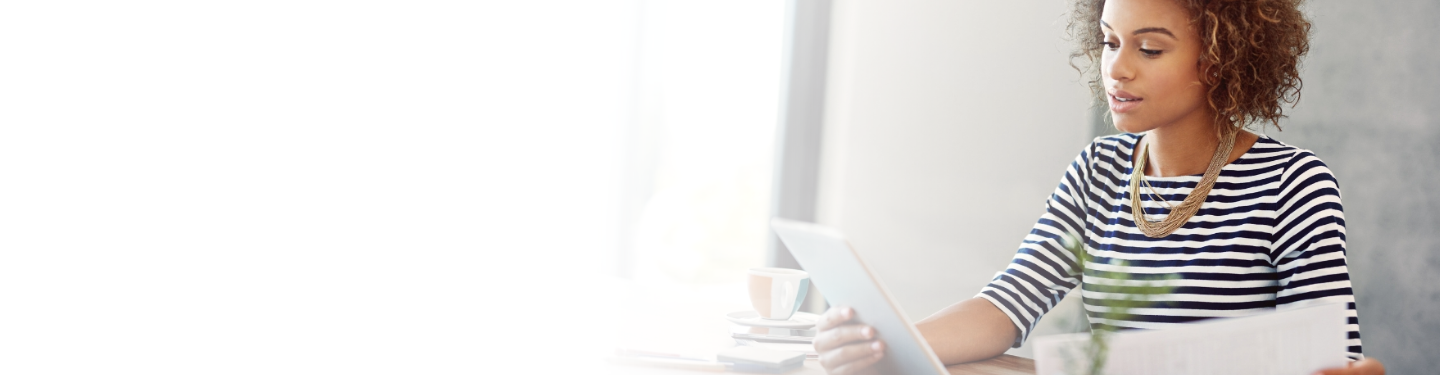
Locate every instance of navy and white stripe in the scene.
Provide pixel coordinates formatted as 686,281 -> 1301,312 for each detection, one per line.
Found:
977,133 -> 1364,360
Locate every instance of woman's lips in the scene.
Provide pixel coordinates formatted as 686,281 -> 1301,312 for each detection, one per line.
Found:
1109,90 -> 1142,114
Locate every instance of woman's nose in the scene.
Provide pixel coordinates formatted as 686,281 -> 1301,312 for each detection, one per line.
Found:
1104,50 -> 1134,83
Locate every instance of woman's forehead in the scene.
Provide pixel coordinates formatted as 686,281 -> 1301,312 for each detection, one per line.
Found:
1100,0 -> 1194,35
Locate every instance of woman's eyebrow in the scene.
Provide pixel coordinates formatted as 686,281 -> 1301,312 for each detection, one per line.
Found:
1133,27 -> 1177,39
1098,20 -> 1177,40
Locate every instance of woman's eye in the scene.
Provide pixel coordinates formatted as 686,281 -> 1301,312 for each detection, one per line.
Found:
1140,48 -> 1162,57
1102,41 -> 1118,50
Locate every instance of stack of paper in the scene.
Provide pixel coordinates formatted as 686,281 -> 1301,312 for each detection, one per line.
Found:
729,326 -> 818,358
1034,302 -> 1349,375
717,346 -> 806,373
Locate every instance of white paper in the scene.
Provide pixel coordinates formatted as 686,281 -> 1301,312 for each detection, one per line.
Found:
734,339 -> 818,357
1035,302 -> 1349,375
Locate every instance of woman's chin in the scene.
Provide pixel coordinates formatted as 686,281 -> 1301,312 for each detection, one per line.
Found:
1111,118 -> 1154,134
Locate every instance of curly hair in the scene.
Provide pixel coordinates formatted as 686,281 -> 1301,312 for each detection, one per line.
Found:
1068,0 -> 1312,134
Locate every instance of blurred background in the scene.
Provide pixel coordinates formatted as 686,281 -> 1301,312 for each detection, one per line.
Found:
0,0 -> 1435,373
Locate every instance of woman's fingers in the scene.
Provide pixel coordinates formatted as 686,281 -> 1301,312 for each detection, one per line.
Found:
818,339 -> 886,373
816,307 -> 854,331
814,324 -> 875,352
814,307 -> 885,374
829,349 -> 884,375
1312,358 -> 1385,375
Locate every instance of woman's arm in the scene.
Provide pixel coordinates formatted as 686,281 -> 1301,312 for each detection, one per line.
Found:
1272,152 -> 1378,373
1271,151 -> 1364,360
914,297 -> 1018,365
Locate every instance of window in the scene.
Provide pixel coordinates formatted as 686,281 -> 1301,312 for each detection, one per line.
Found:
621,0 -> 786,285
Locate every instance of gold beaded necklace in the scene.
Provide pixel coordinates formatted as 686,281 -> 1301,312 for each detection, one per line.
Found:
1129,129 -> 1238,238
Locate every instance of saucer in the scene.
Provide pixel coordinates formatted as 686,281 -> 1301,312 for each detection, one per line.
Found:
725,311 -> 820,329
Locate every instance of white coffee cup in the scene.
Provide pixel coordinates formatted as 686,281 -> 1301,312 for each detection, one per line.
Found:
747,267 -> 810,320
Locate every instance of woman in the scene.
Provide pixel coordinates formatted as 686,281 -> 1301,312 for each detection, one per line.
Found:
812,0 -> 1386,374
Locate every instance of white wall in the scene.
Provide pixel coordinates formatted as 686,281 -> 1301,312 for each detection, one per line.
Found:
816,0 -> 1092,357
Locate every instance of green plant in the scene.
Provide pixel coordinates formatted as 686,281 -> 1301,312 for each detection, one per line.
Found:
1056,233 -> 1177,375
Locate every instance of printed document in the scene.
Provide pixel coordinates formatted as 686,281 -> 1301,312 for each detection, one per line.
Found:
1034,302 -> 1349,375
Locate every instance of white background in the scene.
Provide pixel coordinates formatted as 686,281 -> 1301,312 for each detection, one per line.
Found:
0,1 -> 641,373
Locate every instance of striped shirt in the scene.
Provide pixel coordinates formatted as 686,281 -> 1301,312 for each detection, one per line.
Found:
978,132 -> 1364,360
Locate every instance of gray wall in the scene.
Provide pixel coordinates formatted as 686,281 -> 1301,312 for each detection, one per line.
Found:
1262,1 -> 1440,373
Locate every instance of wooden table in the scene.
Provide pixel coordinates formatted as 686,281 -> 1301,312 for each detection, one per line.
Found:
601,282 -> 1036,374
603,354 -> 1034,374
946,355 -> 1035,375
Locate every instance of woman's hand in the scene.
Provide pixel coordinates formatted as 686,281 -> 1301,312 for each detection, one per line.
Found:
813,306 -> 885,375
1313,357 -> 1385,375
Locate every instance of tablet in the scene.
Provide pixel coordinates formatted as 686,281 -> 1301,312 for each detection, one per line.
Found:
769,218 -> 949,375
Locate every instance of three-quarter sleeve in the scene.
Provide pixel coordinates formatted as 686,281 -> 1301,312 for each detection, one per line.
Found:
977,141 -> 1093,348
1270,150 -> 1364,361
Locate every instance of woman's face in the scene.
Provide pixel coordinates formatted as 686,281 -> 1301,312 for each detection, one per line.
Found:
1100,0 -> 1209,133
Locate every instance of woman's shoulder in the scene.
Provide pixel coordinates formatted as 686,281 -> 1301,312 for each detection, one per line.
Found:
1247,134 -> 1343,197
1076,133 -> 1141,169
1088,132 -> 1141,150
1250,134 -> 1334,173
1248,133 -> 1304,158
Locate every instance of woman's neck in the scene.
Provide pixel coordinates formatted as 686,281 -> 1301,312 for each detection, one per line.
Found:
1137,114 -> 1258,178
1141,124 -> 1219,177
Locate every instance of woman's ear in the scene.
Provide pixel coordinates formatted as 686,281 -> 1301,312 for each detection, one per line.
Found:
1197,59 -> 1218,86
